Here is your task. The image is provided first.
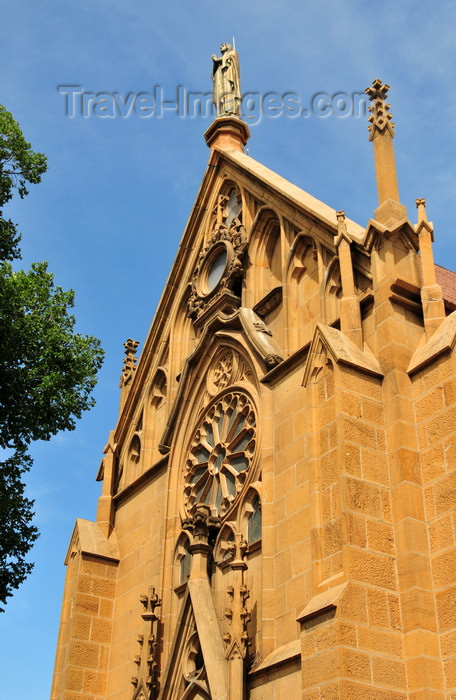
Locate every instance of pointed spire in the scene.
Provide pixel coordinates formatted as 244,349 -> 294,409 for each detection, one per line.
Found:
365,79 -> 406,225
414,198 -> 446,337
334,210 -> 363,348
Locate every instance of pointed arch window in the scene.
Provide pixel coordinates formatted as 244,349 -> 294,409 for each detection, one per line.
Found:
247,494 -> 262,545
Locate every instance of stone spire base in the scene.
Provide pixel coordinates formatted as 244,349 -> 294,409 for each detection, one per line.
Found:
204,116 -> 250,152
374,197 -> 407,227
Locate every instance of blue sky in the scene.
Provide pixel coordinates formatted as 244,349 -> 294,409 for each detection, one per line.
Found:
1,1 -> 455,697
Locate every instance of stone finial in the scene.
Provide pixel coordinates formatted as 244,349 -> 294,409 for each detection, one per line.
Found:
140,586 -> 161,622
335,210 -> 349,242
120,339 -> 139,387
366,79 -> 395,141
335,210 -> 346,226
416,198 -> 428,224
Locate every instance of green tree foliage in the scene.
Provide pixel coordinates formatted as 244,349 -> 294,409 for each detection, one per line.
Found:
0,105 -> 104,610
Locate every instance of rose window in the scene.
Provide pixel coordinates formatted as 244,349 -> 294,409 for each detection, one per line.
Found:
184,392 -> 256,517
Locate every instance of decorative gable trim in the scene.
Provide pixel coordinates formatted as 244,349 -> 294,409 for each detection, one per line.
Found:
302,323 -> 383,387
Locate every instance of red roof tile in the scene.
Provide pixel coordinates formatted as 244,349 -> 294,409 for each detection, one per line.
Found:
435,264 -> 456,309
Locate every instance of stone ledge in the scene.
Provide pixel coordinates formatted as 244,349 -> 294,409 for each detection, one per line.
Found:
297,581 -> 349,627
249,639 -> 301,677
408,310 -> 456,375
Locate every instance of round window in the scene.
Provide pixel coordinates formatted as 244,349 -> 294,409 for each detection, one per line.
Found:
207,249 -> 227,292
184,391 -> 256,517
197,242 -> 231,298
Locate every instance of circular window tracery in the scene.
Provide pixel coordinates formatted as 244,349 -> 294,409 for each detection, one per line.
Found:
184,391 -> 257,518
197,242 -> 232,298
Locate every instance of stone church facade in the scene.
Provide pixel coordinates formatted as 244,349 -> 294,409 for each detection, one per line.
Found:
52,81 -> 456,699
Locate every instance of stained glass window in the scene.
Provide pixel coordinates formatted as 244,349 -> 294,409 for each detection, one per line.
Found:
248,494 -> 262,544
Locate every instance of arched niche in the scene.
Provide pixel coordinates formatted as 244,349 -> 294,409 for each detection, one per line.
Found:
287,234 -> 320,352
113,408 -> 144,491
172,291 -> 197,386
239,482 -> 262,548
213,523 -> 236,567
174,531 -> 192,589
208,181 -> 243,239
325,257 -> 342,327
143,367 -> 168,466
246,207 -> 282,308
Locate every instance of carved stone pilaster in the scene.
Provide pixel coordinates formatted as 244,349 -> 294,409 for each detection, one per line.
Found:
223,533 -> 250,661
132,587 -> 162,699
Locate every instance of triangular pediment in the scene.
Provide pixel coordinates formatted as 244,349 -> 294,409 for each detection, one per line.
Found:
363,217 -> 418,253
302,323 -> 383,387
115,141 -> 373,466
119,145 -> 363,423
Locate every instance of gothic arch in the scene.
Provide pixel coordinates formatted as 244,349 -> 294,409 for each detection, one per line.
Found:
324,256 -> 342,326
172,291 -> 197,389
207,180 -> 243,241
213,522 -> 236,566
287,233 -> 321,352
174,531 -> 192,588
127,432 -> 142,481
246,207 -> 282,307
143,366 -> 168,465
179,680 -> 211,700
241,483 -> 262,546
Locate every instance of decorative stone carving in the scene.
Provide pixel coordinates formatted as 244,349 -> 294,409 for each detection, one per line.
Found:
188,215 -> 247,321
212,44 -> 242,117
140,587 -> 161,623
365,78 -> 394,141
182,504 -> 222,545
182,631 -> 205,683
198,349 -> 255,414
223,533 -> 251,660
120,338 -> 140,387
207,349 -> 235,394
133,587 -> 162,698
253,286 -> 283,318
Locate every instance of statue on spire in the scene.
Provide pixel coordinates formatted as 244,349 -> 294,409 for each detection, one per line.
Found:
212,43 -> 242,118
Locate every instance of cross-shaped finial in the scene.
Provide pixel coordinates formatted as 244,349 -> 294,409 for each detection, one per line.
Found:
365,79 -> 395,141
